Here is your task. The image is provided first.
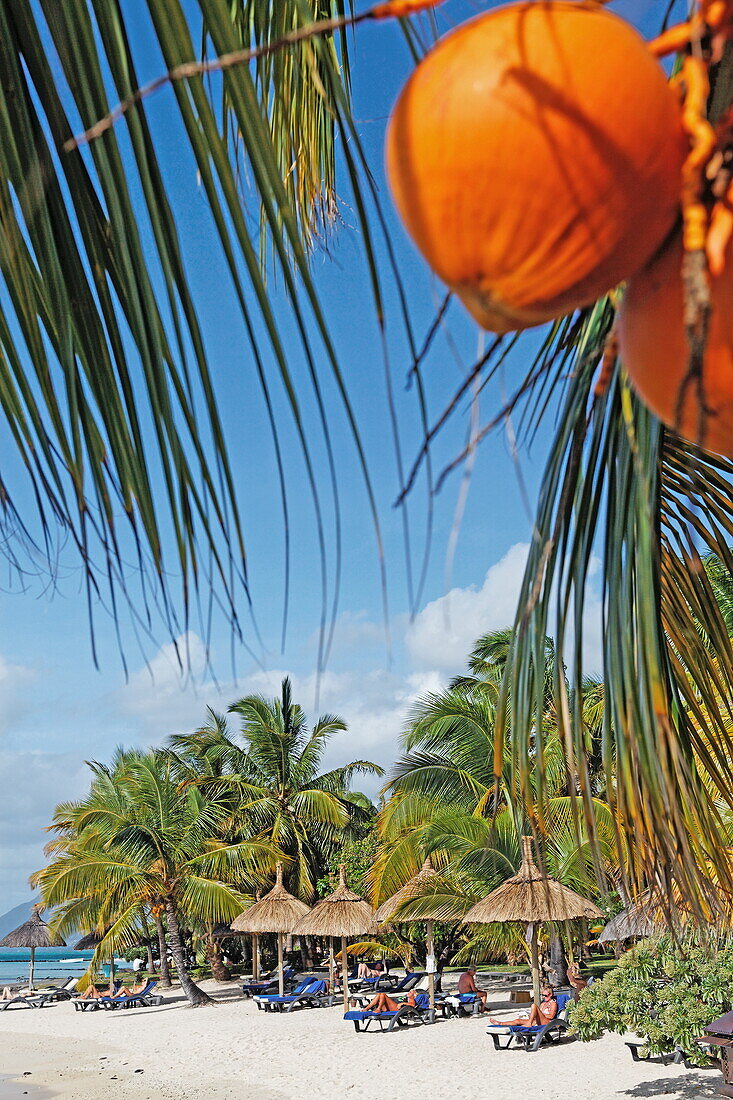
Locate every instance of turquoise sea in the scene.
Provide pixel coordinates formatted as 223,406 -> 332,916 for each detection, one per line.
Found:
0,948 -> 128,985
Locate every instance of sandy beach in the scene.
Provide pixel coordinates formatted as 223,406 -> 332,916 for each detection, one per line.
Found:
0,977 -> 720,1099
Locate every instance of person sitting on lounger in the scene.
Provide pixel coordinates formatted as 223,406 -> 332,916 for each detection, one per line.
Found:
357,960 -> 385,981
488,984 -> 558,1027
567,962 -> 588,999
457,966 -> 487,1010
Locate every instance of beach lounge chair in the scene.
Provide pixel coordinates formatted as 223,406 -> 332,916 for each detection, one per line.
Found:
0,993 -> 51,1011
349,972 -> 429,1006
486,992 -> 573,1051
99,980 -> 162,1010
33,977 -> 79,1002
72,981 -> 123,1011
255,977 -> 330,1012
241,968 -> 296,998
332,964 -> 359,991
344,992 -> 440,1033
444,991 -> 482,1017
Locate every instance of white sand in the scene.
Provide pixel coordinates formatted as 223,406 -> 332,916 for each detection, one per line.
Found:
0,979 -> 720,1099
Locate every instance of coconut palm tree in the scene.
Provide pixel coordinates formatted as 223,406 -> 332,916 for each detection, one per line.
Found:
34,750 -> 277,1006
3,1 -> 733,913
171,678 -> 383,899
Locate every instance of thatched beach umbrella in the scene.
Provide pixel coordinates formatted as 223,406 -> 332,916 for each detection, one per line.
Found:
74,929 -> 120,987
292,865 -> 374,1009
598,902 -> 657,944
463,836 -> 603,1005
375,856 -> 441,1014
0,905 -> 65,990
231,864 -> 310,995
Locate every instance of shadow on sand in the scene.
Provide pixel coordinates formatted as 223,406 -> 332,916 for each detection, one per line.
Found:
623,1071 -> 721,1098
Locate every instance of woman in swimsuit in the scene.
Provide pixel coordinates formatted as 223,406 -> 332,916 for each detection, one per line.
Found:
364,988 -> 420,1014
488,984 -> 558,1027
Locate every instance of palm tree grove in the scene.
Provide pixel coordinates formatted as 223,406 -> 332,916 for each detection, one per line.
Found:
0,0 -> 731,1097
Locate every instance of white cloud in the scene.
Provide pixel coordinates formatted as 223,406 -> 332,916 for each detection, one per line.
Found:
0,750 -> 88,910
406,542 -> 530,673
405,541 -> 604,678
0,655 -> 38,735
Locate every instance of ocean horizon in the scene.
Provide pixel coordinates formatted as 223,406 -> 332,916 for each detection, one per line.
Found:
0,948 -> 128,985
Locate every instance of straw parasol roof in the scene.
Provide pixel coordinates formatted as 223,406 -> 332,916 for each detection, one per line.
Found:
74,930 -> 103,951
374,856 -> 441,922
231,864 -> 310,934
463,837 -> 604,925
597,904 -> 657,944
0,905 -> 65,949
291,865 -> 374,938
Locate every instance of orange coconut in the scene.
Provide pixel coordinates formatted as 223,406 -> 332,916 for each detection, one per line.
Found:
618,231 -> 733,458
385,1 -> 686,334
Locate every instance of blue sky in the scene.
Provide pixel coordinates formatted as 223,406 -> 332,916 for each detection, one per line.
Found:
0,0 -> 676,911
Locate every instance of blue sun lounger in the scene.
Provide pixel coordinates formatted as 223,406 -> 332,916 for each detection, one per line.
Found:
349,972 -> 429,1006
486,992 -> 573,1051
242,968 -> 296,998
72,981 -> 123,1011
344,991 -> 436,1033
99,980 -> 162,1010
255,977 -> 330,1012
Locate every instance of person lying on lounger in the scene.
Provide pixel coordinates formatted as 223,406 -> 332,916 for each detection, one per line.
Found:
77,980 -> 117,1000
115,979 -> 149,997
1,987 -> 16,1000
357,960 -> 385,981
488,984 -> 558,1027
359,988 -> 420,1014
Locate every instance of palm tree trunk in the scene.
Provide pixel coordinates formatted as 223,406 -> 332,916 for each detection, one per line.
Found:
139,910 -> 155,976
205,923 -> 232,982
164,900 -> 213,1006
547,932 -> 568,988
154,909 -> 172,987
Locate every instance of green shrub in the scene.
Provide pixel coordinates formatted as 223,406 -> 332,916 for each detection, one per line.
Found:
570,932 -> 733,1063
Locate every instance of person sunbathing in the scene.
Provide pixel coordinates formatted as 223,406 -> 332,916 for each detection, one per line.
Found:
363,988 -> 420,1014
489,984 -> 558,1027
116,978 -> 148,997
567,962 -> 588,999
1,987 -> 16,1000
357,960 -> 385,981
77,980 -> 116,1000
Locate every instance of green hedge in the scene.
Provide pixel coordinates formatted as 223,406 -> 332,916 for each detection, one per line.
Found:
570,933 -> 733,1063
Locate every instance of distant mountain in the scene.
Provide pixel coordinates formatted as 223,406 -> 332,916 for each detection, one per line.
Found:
0,899 -> 40,940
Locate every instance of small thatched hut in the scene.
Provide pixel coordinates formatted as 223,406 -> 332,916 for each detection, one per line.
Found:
463,836 -> 602,1004
0,905 -> 65,989
375,856 -> 441,1011
292,865 -> 374,1007
597,887 -> 681,944
232,864 -> 310,995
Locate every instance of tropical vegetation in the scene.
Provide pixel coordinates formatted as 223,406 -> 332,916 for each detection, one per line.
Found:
2,0 -> 732,918
4,0 -> 733,1036
33,682 -> 379,1004
32,563 -> 729,1005
570,932 -> 733,1063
